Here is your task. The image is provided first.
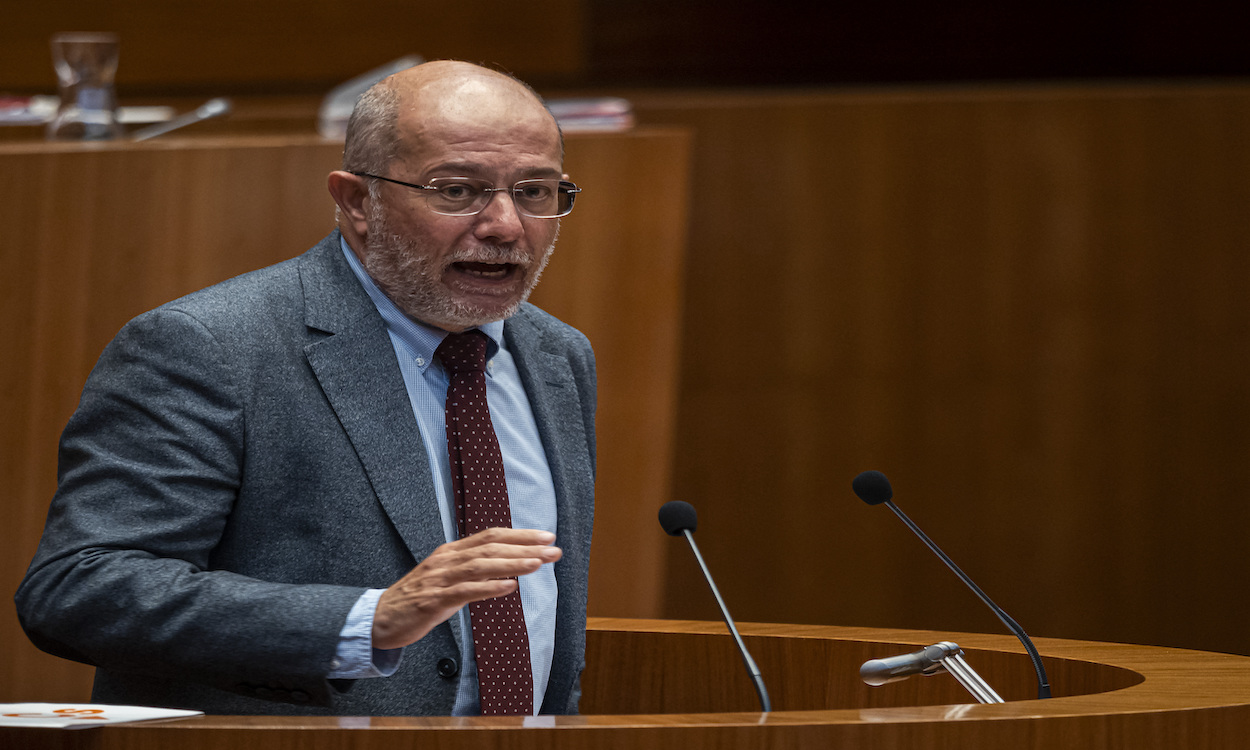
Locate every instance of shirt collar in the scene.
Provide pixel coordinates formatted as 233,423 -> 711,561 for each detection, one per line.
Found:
339,235 -> 505,372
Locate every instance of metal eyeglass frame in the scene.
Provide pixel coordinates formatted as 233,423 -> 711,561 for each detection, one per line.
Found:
349,171 -> 580,218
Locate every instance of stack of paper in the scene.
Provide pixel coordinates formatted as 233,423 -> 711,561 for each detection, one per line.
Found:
548,98 -> 635,132
0,703 -> 202,729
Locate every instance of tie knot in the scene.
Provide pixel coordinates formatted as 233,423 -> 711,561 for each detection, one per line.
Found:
436,330 -> 489,374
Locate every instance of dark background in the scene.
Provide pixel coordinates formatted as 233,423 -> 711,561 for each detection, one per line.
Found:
582,2 -> 1250,87
3,2 -> 1250,96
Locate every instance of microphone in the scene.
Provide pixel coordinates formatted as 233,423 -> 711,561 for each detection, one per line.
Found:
852,470 -> 1053,699
659,501 -> 771,712
859,642 -> 952,686
131,97 -> 231,141
861,641 -> 1005,704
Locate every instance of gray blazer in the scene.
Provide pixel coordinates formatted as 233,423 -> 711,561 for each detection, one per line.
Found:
15,231 -> 596,716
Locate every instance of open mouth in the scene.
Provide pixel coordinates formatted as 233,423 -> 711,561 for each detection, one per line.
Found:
452,258 -> 525,286
452,261 -> 518,281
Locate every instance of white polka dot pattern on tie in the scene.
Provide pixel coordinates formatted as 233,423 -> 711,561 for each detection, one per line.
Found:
437,330 -> 535,716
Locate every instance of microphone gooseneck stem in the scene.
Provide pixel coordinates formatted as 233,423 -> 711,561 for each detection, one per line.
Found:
682,529 -> 772,712
884,500 -> 1052,699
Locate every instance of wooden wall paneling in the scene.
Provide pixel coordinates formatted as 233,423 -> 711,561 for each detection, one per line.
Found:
531,129 -> 692,620
0,128 -> 690,701
628,84 -> 1250,657
584,4 -> 1250,87
0,2 -> 586,95
0,137 -> 345,703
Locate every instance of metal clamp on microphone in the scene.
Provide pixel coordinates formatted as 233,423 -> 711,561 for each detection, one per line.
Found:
861,642 -> 1004,704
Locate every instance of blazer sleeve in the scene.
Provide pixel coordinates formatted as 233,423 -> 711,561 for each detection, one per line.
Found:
15,307 -> 366,706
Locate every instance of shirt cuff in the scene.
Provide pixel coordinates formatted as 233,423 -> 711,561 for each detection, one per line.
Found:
328,588 -> 403,679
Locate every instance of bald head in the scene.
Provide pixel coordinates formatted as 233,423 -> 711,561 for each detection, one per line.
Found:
342,61 -> 562,175
394,61 -> 549,118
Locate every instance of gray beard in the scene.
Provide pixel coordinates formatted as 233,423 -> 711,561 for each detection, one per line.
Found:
362,202 -> 555,330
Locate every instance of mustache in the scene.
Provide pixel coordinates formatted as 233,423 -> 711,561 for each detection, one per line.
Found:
447,245 -> 531,266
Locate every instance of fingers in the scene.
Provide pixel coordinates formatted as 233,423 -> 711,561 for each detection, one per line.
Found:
431,527 -> 563,589
429,528 -> 561,583
454,527 -> 560,552
371,528 -> 561,650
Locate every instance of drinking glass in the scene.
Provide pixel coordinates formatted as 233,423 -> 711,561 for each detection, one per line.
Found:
47,32 -> 123,141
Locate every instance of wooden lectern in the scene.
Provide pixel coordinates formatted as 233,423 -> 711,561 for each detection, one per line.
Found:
6,617 -> 1250,749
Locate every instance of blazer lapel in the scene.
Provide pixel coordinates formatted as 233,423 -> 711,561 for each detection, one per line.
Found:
297,234 -> 449,570
505,308 -> 595,713
505,310 -> 595,529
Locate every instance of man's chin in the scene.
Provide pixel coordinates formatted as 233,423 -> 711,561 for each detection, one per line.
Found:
412,295 -> 525,332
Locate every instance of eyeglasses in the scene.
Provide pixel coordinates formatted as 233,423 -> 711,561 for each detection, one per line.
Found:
350,172 -> 581,218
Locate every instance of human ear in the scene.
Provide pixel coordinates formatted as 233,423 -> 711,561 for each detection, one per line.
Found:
327,170 -> 371,240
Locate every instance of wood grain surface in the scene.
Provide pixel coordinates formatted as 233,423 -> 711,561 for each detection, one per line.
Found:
626,82 -> 1250,658
5,618 -> 1250,749
0,2 -> 585,94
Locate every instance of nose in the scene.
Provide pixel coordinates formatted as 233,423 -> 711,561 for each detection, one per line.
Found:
472,189 -> 525,244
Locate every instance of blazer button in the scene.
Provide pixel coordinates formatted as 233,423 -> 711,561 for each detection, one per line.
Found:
437,657 -> 459,678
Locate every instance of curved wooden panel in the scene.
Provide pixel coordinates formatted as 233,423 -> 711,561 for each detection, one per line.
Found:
580,619 -> 1143,713
5,618 -> 1249,749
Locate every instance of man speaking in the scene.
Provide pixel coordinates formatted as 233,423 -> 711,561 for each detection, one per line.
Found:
16,60 -> 595,717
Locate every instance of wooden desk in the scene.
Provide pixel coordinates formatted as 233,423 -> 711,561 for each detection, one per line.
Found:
6,618 -> 1249,749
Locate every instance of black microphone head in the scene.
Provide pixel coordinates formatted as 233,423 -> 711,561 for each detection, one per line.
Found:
852,470 -> 894,505
658,501 -> 698,535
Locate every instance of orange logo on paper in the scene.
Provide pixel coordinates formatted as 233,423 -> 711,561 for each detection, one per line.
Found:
3,708 -> 108,719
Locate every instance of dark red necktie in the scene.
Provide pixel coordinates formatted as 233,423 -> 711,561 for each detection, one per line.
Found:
437,330 -> 534,716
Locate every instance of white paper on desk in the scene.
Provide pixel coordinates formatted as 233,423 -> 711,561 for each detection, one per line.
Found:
0,703 -> 202,729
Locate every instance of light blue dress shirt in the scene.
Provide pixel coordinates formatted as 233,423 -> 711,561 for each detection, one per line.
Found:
326,237 -> 559,716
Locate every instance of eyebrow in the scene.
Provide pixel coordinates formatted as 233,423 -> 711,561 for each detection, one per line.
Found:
425,161 -> 563,180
